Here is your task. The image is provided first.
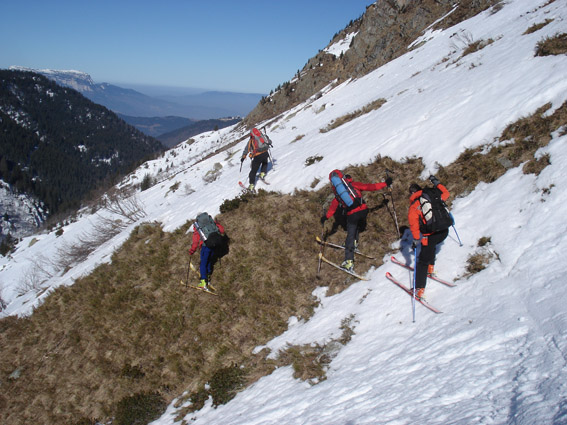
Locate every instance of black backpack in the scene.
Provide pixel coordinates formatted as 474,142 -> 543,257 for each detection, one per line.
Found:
195,213 -> 222,249
418,187 -> 454,234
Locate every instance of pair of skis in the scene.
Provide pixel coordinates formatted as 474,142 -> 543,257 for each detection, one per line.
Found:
386,257 -> 458,314
318,253 -> 370,281
316,236 -> 452,313
385,272 -> 441,314
316,236 -> 375,259
316,235 -> 373,281
238,176 -> 270,194
180,261 -> 218,295
389,256 -> 455,287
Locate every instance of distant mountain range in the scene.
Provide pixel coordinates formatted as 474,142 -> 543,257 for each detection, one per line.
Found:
154,117 -> 241,147
117,114 -> 241,147
116,115 -> 197,138
9,67 -> 263,120
0,69 -> 164,218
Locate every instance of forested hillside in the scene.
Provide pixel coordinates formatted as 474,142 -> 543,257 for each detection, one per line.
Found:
0,70 -> 164,215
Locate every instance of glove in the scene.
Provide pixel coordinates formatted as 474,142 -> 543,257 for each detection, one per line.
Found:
320,215 -> 327,225
429,175 -> 441,186
385,177 -> 393,187
411,239 -> 420,250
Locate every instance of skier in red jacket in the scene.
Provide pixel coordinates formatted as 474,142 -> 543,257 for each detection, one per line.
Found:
321,170 -> 392,272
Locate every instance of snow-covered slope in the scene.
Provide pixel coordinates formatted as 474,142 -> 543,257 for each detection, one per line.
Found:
1,0 -> 567,423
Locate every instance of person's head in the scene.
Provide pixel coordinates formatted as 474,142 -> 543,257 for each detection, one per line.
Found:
409,183 -> 422,195
344,173 -> 352,182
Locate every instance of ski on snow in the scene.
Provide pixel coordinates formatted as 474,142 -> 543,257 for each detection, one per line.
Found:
315,236 -> 375,259
238,181 -> 255,193
390,256 -> 456,287
318,253 -> 369,280
238,177 -> 269,193
385,272 -> 442,314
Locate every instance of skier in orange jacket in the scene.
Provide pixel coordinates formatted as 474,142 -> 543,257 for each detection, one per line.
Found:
408,175 -> 450,299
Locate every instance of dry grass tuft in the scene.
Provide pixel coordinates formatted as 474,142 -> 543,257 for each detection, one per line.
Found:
535,33 -> 567,56
462,237 -> 500,278
276,344 -> 331,385
320,99 -> 387,133
461,38 -> 495,57
524,19 -> 553,35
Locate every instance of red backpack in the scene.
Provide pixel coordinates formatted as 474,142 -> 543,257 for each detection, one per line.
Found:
250,128 -> 271,154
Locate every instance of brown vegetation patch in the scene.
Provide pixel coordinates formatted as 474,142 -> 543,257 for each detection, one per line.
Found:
462,237 -> 500,278
436,102 -> 567,197
524,19 -> 554,35
320,98 -> 387,133
535,32 -> 567,56
461,38 -> 495,57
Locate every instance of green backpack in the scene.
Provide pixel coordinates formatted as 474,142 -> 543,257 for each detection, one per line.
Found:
195,213 -> 222,248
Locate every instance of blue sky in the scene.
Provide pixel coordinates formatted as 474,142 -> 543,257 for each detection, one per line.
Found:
0,0 -> 372,94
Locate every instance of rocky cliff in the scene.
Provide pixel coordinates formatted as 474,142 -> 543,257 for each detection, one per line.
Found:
245,0 -> 497,126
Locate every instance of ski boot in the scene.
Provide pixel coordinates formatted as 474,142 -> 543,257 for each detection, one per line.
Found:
340,260 -> 354,272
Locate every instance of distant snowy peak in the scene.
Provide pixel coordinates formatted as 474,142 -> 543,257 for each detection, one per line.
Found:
9,66 -> 95,92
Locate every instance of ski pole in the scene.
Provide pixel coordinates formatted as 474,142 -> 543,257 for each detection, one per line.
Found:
268,149 -> 275,170
263,126 -> 275,170
412,245 -> 417,323
452,224 -> 463,246
184,256 -> 191,288
381,194 -> 399,237
317,215 -> 327,277
449,212 -> 462,246
385,169 -> 400,238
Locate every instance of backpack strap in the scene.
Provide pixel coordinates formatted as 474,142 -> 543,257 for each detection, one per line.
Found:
193,221 -> 207,241
341,176 -> 358,200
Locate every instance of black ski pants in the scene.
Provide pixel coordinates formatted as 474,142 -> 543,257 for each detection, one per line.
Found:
248,151 -> 269,185
415,228 -> 449,289
344,209 -> 368,261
